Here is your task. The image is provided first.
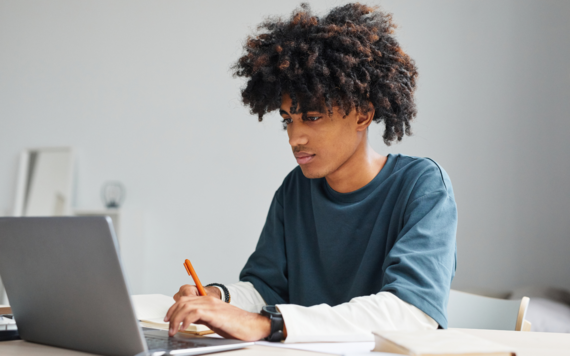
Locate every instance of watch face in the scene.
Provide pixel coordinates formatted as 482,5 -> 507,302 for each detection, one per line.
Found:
262,305 -> 281,316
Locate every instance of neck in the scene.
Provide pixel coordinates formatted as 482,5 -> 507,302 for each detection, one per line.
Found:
325,138 -> 387,194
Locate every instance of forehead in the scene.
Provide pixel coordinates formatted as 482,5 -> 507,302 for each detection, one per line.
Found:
280,93 -> 324,113
280,93 -> 293,107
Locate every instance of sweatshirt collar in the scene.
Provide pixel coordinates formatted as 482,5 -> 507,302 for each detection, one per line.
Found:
323,154 -> 396,204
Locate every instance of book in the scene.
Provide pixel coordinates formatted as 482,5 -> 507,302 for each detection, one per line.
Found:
139,318 -> 212,336
131,294 -> 213,335
0,305 -> 11,315
373,329 -> 516,356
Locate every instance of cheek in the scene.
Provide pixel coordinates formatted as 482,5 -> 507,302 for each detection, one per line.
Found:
314,128 -> 346,162
326,126 -> 359,160
327,124 -> 352,150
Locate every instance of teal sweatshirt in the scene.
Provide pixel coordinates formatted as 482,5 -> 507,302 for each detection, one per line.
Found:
240,154 -> 457,328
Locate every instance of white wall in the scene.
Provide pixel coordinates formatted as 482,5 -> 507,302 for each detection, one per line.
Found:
376,1 -> 570,293
0,0 -> 568,296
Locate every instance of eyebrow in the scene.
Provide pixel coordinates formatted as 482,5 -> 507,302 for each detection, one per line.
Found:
279,108 -> 325,117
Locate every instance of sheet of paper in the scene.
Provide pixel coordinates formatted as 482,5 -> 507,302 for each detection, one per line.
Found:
255,341 -> 375,355
0,316 -> 15,325
140,318 -> 210,332
0,316 -> 16,331
204,333 -> 222,338
141,317 -> 172,326
132,294 -> 212,333
131,294 -> 175,320
343,353 -> 401,356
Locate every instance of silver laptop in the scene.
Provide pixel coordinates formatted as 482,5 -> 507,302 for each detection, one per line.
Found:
0,217 -> 253,356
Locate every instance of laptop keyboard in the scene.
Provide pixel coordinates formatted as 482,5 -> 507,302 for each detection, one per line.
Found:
145,335 -> 211,350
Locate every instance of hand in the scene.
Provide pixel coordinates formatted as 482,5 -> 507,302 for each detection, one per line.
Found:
164,295 -> 271,341
173,284 -> 221,301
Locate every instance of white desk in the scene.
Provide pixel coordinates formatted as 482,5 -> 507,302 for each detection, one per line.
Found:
0,342 -> 322,356
1,329 -> 570,356
452,329 -> 570,356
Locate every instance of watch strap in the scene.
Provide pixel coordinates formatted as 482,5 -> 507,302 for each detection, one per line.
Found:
205,283 -> 231,303
261,306 -> 285,342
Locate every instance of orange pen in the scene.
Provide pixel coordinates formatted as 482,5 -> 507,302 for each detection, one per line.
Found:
183,259 -> 207,296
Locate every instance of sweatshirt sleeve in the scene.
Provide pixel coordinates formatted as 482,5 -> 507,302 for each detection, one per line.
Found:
380,162 -> 458,328
239,189 -> 289,305
277,292 -> 437,343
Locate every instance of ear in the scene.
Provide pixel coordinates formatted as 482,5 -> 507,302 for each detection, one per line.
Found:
355,102 -> 375,132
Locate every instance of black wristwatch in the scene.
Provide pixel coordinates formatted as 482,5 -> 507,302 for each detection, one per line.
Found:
260,305 -> 285,342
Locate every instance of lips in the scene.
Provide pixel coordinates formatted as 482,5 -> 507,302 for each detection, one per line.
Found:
294,152 -> 315,165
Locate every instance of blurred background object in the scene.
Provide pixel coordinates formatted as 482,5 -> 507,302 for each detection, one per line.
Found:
12,147 -> 74,217
1,146 -> 74,304
508,286 -> 570,333
101,181 -> 125,209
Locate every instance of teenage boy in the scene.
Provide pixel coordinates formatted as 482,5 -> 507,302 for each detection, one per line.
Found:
165,3 -> 457,342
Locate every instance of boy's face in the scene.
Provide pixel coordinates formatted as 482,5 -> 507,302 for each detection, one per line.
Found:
280,94 -> 368,179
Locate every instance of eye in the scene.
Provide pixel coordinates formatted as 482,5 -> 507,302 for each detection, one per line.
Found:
305,116 -> 321,122
282,117 -> 292,128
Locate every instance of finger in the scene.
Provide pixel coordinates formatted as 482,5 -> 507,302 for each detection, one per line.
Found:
166,295 -> 215,323
165,299 -> 186,322
180,309 -> 202,332
169,304 -> 194,336
169,319 -> 181,336
173,285 -> 190,302
180,285 -> 198,297
165,294 -> 202,322
168,305 -> 186,335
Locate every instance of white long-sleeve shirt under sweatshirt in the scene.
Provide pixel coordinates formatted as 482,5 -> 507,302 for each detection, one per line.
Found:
221,281 -> 437,343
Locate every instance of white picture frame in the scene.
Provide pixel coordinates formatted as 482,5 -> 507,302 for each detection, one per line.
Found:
12,147 -> 75,217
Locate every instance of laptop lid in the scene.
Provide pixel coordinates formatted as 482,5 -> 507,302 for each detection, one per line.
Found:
0,217 -> 147,356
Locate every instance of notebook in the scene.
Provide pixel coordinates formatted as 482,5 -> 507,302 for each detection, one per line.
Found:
131,294 -> 213,335
373,329 -> 516,356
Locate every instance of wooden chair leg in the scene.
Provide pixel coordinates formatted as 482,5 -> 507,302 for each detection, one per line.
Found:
515,297 -> 530,331
522,320 -> 532,332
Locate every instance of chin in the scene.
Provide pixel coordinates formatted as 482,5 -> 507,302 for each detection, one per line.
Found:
298,165 -> 329,179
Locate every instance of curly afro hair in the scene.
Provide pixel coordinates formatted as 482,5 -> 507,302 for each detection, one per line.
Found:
232,3 -> 418,145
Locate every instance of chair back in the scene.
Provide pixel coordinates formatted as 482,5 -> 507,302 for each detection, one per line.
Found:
447,289 -> 530,331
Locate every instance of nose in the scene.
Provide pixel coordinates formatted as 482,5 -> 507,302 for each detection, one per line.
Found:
288,119 -> 309,148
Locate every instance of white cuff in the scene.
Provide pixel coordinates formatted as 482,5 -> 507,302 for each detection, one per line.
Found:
277,292 -> 437,343
277,303 -> 374,343
226,281 -> 266,313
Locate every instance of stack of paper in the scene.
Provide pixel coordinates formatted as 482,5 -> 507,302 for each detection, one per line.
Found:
0,315 -> 16,331
131,294 -> 212,335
